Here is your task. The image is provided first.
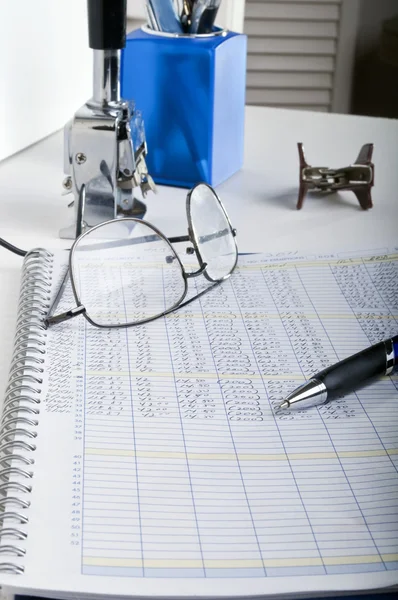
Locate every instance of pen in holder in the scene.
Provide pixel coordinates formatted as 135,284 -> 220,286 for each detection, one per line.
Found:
121,26 -> 247,188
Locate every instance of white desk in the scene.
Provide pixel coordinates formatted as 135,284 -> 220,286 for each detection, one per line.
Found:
1,106 -> 398,400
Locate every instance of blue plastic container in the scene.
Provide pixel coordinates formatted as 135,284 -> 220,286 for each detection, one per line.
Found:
121,27 -> 247,188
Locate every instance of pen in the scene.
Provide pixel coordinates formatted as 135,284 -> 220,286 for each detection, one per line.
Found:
177,0 -> 192,32
279,335 -> 398,410
190,0 -> 221,34
146,0 -> 183,34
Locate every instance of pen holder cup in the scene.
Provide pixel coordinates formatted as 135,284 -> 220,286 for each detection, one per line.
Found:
121,27 -> 247,188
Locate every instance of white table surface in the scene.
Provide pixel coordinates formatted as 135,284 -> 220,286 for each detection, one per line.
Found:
1,105 -> 398,402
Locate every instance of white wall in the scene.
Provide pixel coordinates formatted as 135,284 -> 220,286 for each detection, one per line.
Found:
217,0 -> 245,32
127,0 -> 146,20
0,0 -> 92,161
0,0 -> 246,163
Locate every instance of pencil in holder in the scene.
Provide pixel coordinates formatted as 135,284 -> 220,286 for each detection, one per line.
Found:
121,27 -> 247,188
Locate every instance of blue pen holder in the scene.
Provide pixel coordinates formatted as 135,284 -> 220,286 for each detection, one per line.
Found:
121,27 -> 247,188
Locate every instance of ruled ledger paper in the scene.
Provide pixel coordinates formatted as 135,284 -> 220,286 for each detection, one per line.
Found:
2,249 -> 397,598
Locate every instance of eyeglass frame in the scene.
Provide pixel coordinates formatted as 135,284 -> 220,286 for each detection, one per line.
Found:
46,182 -> 238,329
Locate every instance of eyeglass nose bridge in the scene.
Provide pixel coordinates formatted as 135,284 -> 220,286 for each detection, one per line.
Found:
164,253 -> 208,278
165,234 -> 208,278
185,262 -> 208,279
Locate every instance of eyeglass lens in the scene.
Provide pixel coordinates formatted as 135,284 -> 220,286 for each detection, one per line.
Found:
71,220 -> 186,327
188,184 -> 237,281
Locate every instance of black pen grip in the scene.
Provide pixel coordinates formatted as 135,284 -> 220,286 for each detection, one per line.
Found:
316,341 -> 387,400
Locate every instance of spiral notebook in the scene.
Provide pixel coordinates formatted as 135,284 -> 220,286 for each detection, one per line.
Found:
0,246 -> 397,599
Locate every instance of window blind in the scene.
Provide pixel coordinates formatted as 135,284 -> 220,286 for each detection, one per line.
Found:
244,0 -> 355,112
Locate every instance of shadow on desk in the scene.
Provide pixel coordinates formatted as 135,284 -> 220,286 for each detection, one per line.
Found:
268,188 -> 369,211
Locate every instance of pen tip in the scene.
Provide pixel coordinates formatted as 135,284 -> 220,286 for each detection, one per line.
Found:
278,400 -> 289,410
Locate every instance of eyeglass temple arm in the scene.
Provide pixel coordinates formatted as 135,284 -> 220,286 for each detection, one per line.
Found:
86,228 -> 232,251
167,235 -> 190,244
73,233 -> 190,253
45,267 -> 86,328
46,305 -> 86,327
169,228 -> 235,245
70,228 -> 232,254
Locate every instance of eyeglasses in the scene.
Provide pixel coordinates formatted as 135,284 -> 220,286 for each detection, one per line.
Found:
46,183 -> 238,329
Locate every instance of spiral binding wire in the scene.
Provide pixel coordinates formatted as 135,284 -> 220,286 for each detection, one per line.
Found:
0,249 -> 53,574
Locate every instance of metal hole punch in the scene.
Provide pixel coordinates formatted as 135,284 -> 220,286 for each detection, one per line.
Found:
60,0 -> 156,239
297,143 -> 375,210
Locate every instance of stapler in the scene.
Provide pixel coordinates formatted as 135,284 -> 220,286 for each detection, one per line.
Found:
60,0 -> 155,239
